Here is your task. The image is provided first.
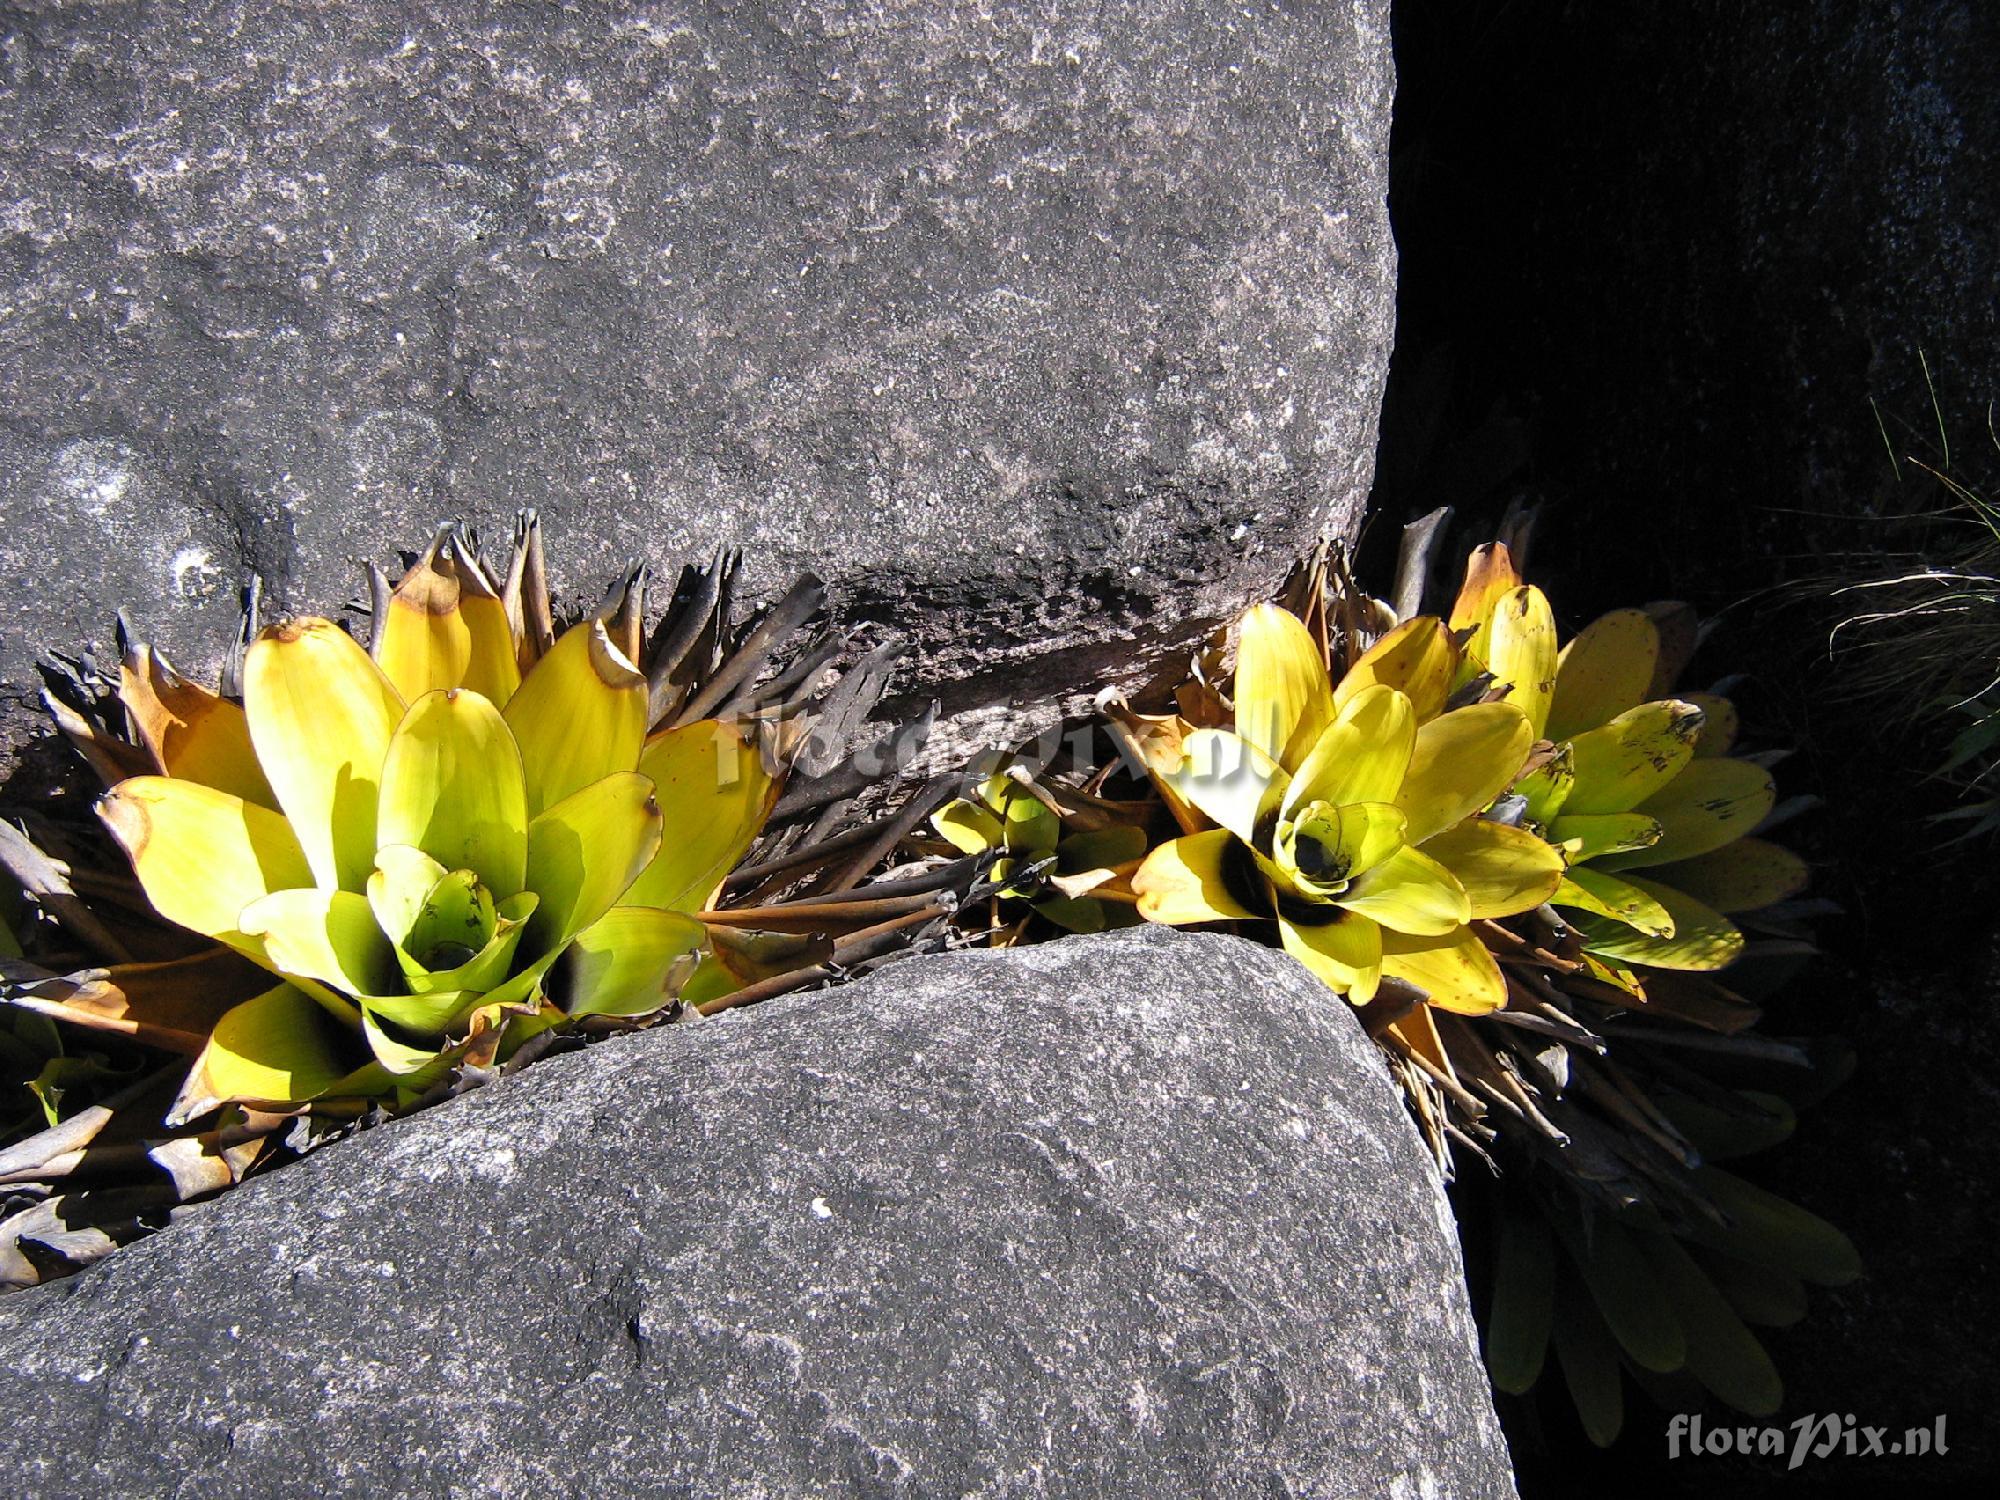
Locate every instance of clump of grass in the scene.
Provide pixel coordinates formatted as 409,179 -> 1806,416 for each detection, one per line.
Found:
1827,380 -> 2000,838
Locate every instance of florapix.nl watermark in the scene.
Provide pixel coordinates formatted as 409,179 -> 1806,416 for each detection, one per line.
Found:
1668,1413 -> 1950,1469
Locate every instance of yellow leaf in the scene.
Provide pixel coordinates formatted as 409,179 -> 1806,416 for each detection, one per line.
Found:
1574,875 -> 1743,970
1562,699 -> 1704,815
394,889 -> 536,1001
1601,758 -> 1777,870
1397,701 -> 1534,844
1338,844 -> 1471,936
1448,542 -> 1523,635
1420,817 -> 1565,918
377,688 -> 529,899
1380,925 -> 1507,1015
238,887 -> 399,999
1647,837 -> 1808,913
1682,691 -> 1741,757
1546,609 -> 1660,741
98,777 -> 314,962
1279,909 -> 1384,1000
522,772 -> 663,955
1548,812 -> 1664,862
1551,868 -> 1676,937
1284,684 -> 1415,813
1165,728 -> 1288,843
245,618 -> 407,892
1484,586 -> 1558,738
360,989 -> 483,1039
1132,830 -> 1264,925
1234,604 -> 1335,770
1514,743 -> 1575,825
1333,616 -> 1459,722
503,620 -> 648,818
366,844 -> 450,950
932,798 -> 1004,855
620,720 -> 778,913
374,542 -> 522,707
166,983 -> 365,1126
560,906 -> 707,1018
119,643 -> 275,807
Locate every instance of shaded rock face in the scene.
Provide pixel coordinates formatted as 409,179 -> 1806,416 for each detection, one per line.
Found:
0,927 -> 1513,1499
0,0 -> 1396,770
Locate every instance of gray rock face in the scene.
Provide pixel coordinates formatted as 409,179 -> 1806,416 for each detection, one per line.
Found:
0,0 -> 1395,770
0,927 -> 1512,1499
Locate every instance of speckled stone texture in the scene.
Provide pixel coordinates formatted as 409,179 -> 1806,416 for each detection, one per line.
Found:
0,0 -> 1396,772
0,927 -> 1512,1499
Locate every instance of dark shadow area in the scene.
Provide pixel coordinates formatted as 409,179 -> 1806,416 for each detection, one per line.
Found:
1376,2 -> 2000,1494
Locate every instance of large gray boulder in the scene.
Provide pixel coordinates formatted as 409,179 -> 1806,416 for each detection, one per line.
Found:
0,0 -> 1396,771
0,926 -> 1513,1499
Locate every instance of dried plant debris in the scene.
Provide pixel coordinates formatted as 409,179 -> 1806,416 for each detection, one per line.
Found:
2,515 -> 952,1289
920,512 -> 1855,1443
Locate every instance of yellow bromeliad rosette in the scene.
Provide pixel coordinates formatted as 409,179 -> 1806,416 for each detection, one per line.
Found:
97,541 -> 775,1125
1449,545 -> 1801,985
1130,603 -> 1564,1012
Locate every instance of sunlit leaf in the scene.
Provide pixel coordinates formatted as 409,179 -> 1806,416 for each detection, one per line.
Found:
1550,812 -> 1664,863
1484,585 -> 1558,738
933,798 -> 1004,855
1420,817 -> 1565,918
1234,603 -> 1335,769
374,544 -> 521,707
1132,830 -> 1263,925
1380,924 -> 1506,1014
1166,729 -> 1288,843
621,720 -> 777,913
1600,758 -> 1778,870
1334,616 -> 1458,722
239,887 -> 399,998
1284,685 -> 1416,813
119,643 -> 275,807
1547,609 -> 1660,741
1279,908 -> 1383,1000
1574,875 -> 1743,970
561,906 -> 706,1018
1338,844 -> 1470,936
98,777 -> 314,961
503,620 -> 648,818
167,983 -> 366,1126
1396,702 -> 1534,844
244,619 -> 406,891
1562,699 -> 1704,815
522,772 -> 663,954
377,688 -> 528,899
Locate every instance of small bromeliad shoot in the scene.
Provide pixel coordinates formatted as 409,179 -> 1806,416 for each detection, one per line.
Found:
920,516 -> 1859,1446
1,515 -> 968,1288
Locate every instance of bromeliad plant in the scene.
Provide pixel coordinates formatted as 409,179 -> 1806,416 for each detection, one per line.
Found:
928,522 -> 1854,1448
3,517 -> 954,1290
1127,603 -> 1564,1010
929,767 -> 1147,937
78,528 -> 783,1124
